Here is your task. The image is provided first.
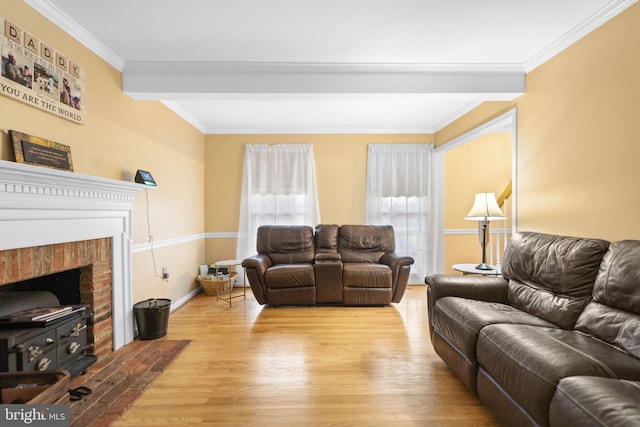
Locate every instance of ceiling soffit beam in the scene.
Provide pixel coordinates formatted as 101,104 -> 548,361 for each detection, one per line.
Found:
27,0 -> 638,80
122,62 -> 524,100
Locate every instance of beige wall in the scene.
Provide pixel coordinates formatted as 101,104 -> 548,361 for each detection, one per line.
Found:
4,0 -> 639,297
203,134 -> 434,263
443,133 -> 512,273
437,2 -> 640,243
435,102 -> 515,148
515,3 -> 640,240
0,2 -> 206,304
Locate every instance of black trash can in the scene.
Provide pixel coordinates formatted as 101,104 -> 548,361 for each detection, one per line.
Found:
133,298 -> 171,340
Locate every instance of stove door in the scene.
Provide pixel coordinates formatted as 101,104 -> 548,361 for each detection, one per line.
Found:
56,317 -> 88,367
17,329 -> 58,372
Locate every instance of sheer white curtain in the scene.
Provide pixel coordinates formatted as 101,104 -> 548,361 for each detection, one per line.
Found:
236,144 -> 321,263
365,144 -> 438,282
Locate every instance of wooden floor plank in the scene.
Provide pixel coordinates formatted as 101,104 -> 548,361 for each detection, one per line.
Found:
114,286 -> 497,426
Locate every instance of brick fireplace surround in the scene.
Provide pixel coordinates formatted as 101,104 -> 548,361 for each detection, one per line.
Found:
0,159 -> 146,353
0,238 -> 113,356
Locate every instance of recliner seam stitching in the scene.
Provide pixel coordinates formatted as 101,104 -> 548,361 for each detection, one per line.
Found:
553,384 -> 608,427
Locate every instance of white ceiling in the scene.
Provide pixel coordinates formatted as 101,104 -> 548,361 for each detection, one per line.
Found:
27,0 -> 635,134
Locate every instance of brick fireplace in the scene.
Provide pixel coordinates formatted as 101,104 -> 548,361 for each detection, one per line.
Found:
0,159 -> 146,352
0,239 -> 113,356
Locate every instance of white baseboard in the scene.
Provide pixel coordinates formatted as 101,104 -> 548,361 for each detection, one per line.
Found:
170,286 -> 203,313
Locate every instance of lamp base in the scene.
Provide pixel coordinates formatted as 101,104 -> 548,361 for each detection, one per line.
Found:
475,263 -> 495,271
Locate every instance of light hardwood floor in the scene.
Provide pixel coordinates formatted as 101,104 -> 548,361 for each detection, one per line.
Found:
115,285 -> 498,426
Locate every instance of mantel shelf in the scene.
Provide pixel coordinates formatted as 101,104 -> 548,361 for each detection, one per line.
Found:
0,160 -> 149,200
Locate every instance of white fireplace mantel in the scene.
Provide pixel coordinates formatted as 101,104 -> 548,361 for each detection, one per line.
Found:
0,160 -> 147,350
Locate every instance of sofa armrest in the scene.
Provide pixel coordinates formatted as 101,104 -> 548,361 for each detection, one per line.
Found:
425,274 -> 508,342
425,273 -> 508,303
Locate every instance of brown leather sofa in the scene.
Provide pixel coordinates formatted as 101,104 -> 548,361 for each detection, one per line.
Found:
242,224 -> 414,306
425,231 -> 640,427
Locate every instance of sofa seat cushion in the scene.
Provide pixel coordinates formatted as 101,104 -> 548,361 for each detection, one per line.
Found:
433,297 -> 558,364
550,376 -> 640,427
477,324 -> 640,426
265,264 -> 315,289
342,263 -> 391,288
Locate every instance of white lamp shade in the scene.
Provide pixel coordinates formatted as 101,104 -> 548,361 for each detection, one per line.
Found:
465,192 -> 506,221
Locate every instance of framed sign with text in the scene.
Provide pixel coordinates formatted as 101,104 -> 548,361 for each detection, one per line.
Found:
1,17 -> 84,124
9,130 -> 74,172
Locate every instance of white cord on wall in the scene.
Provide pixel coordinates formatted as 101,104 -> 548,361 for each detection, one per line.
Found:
144,188 -> 165,280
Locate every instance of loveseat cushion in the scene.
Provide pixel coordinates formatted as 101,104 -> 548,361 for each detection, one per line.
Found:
477,324 -> 640,426
265,264 -> 315,289
339,225 -> 394,263
549,376 -> 640,427
343,263 -> 391,288
575,240 -> 640,358
257,225 -> 315,264
502,232 -> 610,329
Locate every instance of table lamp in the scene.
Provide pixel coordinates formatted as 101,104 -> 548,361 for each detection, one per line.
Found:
465,192 -> 506,270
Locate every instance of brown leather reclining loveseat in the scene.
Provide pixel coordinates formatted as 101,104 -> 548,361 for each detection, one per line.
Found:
426,231 -> 640,426
242,224 -> 414,306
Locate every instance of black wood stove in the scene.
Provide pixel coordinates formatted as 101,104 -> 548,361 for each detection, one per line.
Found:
0,291 -> 96,378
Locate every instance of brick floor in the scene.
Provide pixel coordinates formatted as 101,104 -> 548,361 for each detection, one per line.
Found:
68,339 -> 190,427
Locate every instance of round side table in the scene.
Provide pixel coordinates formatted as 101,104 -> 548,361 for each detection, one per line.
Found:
452,263 -> 501,276
213,259 -> 246,306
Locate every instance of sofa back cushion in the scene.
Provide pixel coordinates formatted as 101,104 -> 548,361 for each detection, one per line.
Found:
339,225 -> 395,263
257,225 -> 315,265
502,232 -> 610,329
575,240 -> 640,358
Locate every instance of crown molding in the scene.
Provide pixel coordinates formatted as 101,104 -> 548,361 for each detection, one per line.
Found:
24,0 -> 125,71
432,101 -> 483,132
524,0 -> 638,72
161,101 -> 206,133
200,125 -> 438,135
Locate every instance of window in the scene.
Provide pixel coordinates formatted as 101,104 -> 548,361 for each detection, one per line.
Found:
236,144 -> 320,261
366,144 -> 437,280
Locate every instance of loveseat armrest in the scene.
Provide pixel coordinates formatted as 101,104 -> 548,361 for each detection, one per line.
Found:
380,252 -> 414,303
315,253 -> 343,303
316,252 -> 341,262
380,252 -> 414,269
242,253 -> 272,273
425,274 -> 508,341
242,254 -> 273,305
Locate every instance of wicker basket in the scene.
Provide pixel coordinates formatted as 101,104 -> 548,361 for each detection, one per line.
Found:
197,272 -> 237,296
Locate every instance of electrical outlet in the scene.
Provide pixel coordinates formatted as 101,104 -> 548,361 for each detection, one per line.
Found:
162,267 -> 169,280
